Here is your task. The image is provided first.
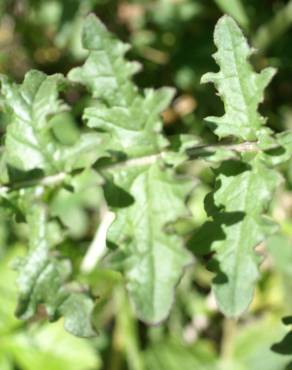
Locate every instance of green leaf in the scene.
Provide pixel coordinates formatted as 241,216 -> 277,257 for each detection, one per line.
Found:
274,131 -> 292,164
68,14 -> 140,102
267,235 -> 292,278
201,15 -> 276,141
15,205 -> 96,337
144,339 -> 218,370
0,70 -> 102,175
0,248 -> 21,334
0,356 -> 12,370
220,316 -> 291,370
50,168 -> 103,238
68,14 -> 175,157
197,15 -> 282,317
5,322 -> 100,370
196,157 -> 280,317
267,235 -> 292,308
68,15 -> 195,323
107,163 -> 193,324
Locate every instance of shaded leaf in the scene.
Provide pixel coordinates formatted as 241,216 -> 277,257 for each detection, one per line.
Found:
15,205 -> 96,337
107,163 -> 193,323
192,157 -> 280,316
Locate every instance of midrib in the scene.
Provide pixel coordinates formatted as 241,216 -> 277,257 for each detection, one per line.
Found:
228,22 -> 254,130
230,173 -> 255,312
145,168 -> 157,319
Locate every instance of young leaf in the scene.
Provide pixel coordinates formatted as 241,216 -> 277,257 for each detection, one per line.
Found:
68,14 -> 175,157
201,15 -> 276,141
106,163 -> 193,324
15,205 -> 96,337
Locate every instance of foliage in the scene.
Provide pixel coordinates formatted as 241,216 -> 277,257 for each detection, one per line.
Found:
1,1 -> 292,370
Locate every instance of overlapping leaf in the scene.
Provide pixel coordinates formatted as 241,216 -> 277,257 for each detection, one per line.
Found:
1,11 -> 289,338
106,163 -> 193,323
0,70 -> 103,175
68,14 -> 174,157
15,205 -> 96,337
67,15 -> 194,324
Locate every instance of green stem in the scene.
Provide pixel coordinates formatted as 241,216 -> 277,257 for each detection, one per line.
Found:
0,140 -> 264,193
114,287 -> 145,370
221,318 -> 237,360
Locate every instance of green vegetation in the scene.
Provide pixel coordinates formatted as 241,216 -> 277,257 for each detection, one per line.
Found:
1,1 -> 292,369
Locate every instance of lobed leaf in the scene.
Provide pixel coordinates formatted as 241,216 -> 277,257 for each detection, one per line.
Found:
0,70 -> 103,175
15,205 -> 96,337
69,14 -> 193,324
69,14 -> 175,157
201,15 -> 276,141
209,157 -> 280,316
196,15 -> 282,317
106,163 -> 193,323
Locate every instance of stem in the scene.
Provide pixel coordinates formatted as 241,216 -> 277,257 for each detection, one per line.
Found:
0,140 -> 263,193
101,152 -> 165,171
185,140 -> 259,157
114,287 -> 146,370
221,318 -> 237,360
81,203 -> 115,273
0,172 -> 66,194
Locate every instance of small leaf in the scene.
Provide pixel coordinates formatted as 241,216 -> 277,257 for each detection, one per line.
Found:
201,16 -> 276,141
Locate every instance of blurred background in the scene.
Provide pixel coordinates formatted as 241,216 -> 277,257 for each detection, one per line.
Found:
1,1 -> 292,369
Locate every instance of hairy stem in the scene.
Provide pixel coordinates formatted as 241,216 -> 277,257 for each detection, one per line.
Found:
0,140 -> 265,193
